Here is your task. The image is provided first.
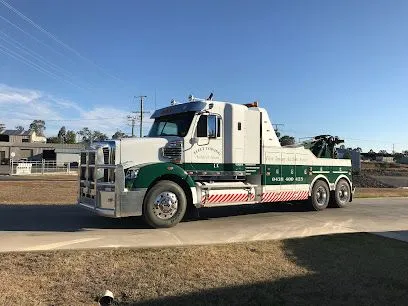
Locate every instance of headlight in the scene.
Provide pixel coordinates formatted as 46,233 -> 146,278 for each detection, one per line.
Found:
126,168 -> 139,179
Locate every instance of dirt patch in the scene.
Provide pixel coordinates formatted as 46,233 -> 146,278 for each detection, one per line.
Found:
353,173 -> 393,188
361,162 -> 408,177
0,234 -> 407,305
0,174 -> 77,181
355,188 -> 408,198
0,181 -> 77,204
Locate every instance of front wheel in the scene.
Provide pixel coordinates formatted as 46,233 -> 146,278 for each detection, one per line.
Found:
309,180 -> 330,211
143,180 -> 187,228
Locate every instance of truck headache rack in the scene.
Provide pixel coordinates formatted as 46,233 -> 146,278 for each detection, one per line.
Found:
79,144 -> 122,217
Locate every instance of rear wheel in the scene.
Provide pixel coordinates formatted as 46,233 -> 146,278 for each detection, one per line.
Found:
332,179 -> 351,208
309,180 -> 330,211
143,180 -> 187,228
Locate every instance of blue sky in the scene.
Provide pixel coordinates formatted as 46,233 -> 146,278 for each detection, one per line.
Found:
0,0 -> 407,151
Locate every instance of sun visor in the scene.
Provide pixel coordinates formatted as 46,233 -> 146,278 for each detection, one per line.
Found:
151,101 -> 208,118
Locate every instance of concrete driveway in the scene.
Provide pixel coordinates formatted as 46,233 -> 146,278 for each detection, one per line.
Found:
0,197 -> 407,252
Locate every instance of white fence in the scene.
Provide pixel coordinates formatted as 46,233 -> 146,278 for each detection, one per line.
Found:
10,160 -> 78,175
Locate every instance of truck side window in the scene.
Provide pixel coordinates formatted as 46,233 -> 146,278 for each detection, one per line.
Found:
197,115 -> 207,137
208,115 -> 217,138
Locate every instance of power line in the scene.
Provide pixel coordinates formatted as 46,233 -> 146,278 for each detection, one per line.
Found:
0,0 -> 124,83
1,117 -> 153,122
1,117 -> 154,125
0,42 -> 86,90
0,30 -> 94,90
0,14 -> 74,62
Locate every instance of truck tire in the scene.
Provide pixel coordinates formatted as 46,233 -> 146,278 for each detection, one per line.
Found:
309,180 -> 330,211
331,179 -> 351,208
143,180 -> 187,228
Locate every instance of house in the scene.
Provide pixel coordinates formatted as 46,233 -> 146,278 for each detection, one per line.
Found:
0,129 -> 83,165
0,129 -> 46,144
375,155 -> 394,163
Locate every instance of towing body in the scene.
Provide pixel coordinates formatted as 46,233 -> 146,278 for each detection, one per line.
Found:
78,96 -> 353,228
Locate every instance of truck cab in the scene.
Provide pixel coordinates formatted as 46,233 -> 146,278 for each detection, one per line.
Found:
78,95 -> 353,228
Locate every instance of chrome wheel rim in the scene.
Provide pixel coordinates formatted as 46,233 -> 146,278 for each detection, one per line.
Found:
315,186 -> 327,206
153,192 -> 178,220
338,185 -> 349,203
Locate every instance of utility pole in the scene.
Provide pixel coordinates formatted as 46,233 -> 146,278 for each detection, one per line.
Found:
127,114 -> 137,137
133,95 -> 149,137
272,123 -> 284,138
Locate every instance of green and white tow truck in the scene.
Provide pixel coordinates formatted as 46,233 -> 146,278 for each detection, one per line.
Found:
78,94 -> 353,228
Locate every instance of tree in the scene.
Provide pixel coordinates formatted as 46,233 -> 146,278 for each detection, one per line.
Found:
0,123 -> 5,133
65,130 -> 76,144
355,147 -> 362,153
279,135 -> 295,146
92,130 -> 108,141
77,127 -> 92,143
15,125 -> 24,131
46,137 -> 60,143
402,150 -> 408,155
112,130 -> 127,139
57,126 -> 67,143
29,120 -> 46,136
378,150 -> 388,155
339,144 -> 346,149
343,151 -> 352,159
77,128 -> 107,143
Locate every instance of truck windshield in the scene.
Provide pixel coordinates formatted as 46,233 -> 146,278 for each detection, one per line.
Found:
148,112 -> 195,137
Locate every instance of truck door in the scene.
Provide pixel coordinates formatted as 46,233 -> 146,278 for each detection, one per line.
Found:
188,114 -> 223,175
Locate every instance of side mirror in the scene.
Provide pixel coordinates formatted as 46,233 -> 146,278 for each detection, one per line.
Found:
190,137 -> 198,145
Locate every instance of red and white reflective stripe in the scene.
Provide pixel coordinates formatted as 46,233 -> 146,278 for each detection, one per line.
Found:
202,192 -> 254,204
261,190 -> 309,203
202,190 -> 309,205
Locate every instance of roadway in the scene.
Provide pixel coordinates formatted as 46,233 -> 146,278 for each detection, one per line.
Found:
0,197 -> 407,252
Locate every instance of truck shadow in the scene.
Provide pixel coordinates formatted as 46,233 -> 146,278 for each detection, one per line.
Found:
0,202 -> 310,232
186,201 -> 310,222
103,233 -> 408,305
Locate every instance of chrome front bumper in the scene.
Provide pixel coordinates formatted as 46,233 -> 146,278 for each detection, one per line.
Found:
78,188 -> 147,218
78,161 -> 147,218
78,201 -> 116,217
